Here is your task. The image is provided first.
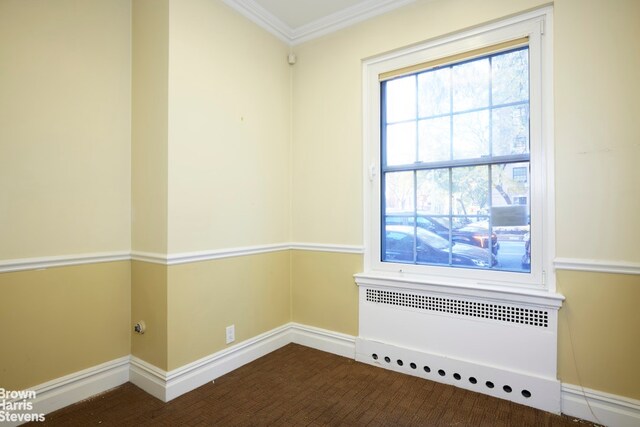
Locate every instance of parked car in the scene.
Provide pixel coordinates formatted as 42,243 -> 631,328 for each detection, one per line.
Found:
454,220 -> 500,255
384,225 -> 498,268
385,214 -> 500,254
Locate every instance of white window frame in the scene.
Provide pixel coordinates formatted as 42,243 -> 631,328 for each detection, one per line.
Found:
360,7 -> 556,296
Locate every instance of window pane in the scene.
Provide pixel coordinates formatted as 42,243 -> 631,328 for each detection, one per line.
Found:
451,166 -> 489,218
452,58 -> 489,112
385,76 -> 416,123
386,122 -> 416,166
384,228 -> 415,263
450,216 -> 495,268
491,162 -> 530,273
452,110 -> 489,160
492,49 -> 529,105
418,116 -> 450,162
415,227 -> 450,266
492,105 -> 529,156
418,68 -> 451,117
416,169 -> 449,215
385,171 -> 414,213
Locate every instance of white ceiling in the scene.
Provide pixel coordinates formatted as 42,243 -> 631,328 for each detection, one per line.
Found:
222,0 -> 416,45
253,0 -> 366,29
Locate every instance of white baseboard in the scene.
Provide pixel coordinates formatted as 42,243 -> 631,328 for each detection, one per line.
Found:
8,325 -> 639,427
561,384 -> 640,427
1,356 -> 129,426
128,322 -> 354,402
165,324 -> 291,401
128,356 -> 168,402
129,324 -> 292,402
2,322 -> 352,425
289,323 -> 356,359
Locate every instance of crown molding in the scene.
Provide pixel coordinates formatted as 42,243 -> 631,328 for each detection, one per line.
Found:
222,0 -> 416,46
290,0 -> 415,45
221,0 -> 291,44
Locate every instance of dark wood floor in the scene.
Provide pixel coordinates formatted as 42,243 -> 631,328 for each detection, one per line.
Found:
35,344 -> 597,426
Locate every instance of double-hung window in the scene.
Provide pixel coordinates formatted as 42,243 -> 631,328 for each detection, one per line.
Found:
362,8 -> 554,291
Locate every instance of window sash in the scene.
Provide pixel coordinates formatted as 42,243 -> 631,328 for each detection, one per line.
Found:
362,7 -> 553,290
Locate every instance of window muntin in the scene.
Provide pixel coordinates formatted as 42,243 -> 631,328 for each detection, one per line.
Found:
381,47 -> 531,274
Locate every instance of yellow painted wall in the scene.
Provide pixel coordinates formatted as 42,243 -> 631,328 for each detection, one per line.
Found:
129,0 -> 293,372
167,252 -> 291,370
553,0 -> 640,399
290,0 -> 640,400
0,0 -> 131,259
132,0 -> 170,254
290,0 -> 548,246
131,261 -> 168,370
0,0 -> 132,392
554,0 -> 640,262
291,251 -> 361,337
0,262 -> 131,390
557,271 -> 640,400
2,0 -> 638,406
166,0 -> 291,253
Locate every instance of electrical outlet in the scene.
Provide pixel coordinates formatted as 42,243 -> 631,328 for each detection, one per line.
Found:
226,325 -> 235,344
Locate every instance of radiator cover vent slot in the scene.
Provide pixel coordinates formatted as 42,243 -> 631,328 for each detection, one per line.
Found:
365,288 -> 548,328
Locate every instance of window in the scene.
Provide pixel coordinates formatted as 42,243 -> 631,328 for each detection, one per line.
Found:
362,8 -> 554,290
382,46 -> 531,273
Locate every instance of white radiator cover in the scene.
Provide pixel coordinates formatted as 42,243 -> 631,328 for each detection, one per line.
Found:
356,282 -> 563,413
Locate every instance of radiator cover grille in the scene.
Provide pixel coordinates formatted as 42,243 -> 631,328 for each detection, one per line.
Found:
365,288 -> 549,328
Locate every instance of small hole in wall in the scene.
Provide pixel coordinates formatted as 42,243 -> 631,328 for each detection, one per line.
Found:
438,370 -> 446,377
424,366 -> 431,373
372,354 -> 378,360
397,360 -> 404,366
486,381 -> 495,389
453,373 -> 461,380
469,377 -> 477,384
384,356 -> 391,363
410,363 -> 416,369
503,385 -> 512,393
522,390 -> 532,398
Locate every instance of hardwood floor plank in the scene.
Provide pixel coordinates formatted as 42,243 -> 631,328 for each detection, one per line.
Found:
29,344 -> 599,426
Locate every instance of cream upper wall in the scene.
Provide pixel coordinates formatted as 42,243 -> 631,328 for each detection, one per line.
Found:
132,0 -> 170,254
554,0 -> 640,262
291,0 -> 548,246
291,0 -> 639,265
0,0 -> 132,260
166,0 -> 291,253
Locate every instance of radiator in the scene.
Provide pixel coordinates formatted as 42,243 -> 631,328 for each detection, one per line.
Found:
357,284 -> 562,413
